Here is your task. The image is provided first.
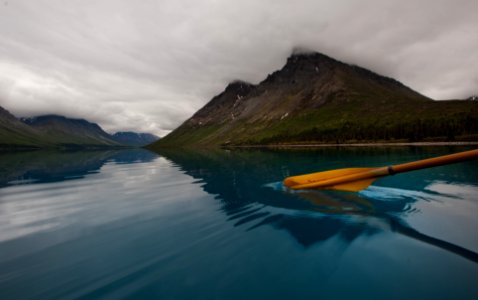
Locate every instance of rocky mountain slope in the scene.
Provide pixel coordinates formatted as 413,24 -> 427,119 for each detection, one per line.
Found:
149,51 -> 478,148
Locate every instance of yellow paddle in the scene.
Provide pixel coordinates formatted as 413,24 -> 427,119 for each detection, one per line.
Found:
283,149 -> 478,192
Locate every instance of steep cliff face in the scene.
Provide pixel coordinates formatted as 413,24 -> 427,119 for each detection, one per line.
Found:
150,51 -> 477,148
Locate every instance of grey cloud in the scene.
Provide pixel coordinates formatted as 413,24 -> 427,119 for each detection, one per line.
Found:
0,0 -> 477,136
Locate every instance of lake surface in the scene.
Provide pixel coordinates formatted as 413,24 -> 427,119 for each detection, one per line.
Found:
1,147 -> 477,299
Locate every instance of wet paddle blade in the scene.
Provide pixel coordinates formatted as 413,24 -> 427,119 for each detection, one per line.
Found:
284,167 -> 374,189
328,177 -> 379,192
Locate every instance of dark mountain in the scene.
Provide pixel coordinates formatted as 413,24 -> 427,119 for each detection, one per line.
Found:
21,115 -> 120,147
111,131 -> 159,146
0,106 -> 47,149
0,105 -> 161,150
149,51 -> 478,148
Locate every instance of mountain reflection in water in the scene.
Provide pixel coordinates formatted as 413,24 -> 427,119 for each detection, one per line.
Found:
0,149 -> 158,187
157,147 -> 478,262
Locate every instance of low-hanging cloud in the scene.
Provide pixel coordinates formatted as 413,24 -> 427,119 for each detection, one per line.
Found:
0,0 -> 477,136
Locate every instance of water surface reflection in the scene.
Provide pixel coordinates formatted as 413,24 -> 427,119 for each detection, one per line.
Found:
0,149 -> 157,187
157,147 -> 478,261
0,147 -> 477,299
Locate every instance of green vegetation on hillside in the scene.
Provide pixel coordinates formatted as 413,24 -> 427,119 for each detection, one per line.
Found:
238,101 -> 478,145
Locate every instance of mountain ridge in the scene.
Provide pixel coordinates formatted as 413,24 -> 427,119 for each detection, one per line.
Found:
21,114 -> 121,147
149,51 -> 477,148
0,107 -> 158,150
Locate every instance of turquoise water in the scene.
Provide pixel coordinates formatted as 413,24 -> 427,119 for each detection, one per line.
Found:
0,147 -> 477,299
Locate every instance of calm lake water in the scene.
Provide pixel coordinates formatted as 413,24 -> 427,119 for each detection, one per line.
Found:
1,147 -> 478,299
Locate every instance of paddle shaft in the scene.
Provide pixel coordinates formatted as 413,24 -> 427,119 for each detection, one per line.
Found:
290,149 -> 478,190
390,149 -> 478,174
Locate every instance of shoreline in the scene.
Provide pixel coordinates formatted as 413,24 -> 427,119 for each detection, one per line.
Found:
224,141 -> 478,148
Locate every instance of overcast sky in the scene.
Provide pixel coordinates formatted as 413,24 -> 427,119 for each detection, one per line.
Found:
0,0 -> 477,136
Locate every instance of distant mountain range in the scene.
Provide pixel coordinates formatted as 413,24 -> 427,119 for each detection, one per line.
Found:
111,132 -> 159,146
21,115 -> 120,147
0,108 -> 159,150
149,51 -> 478,149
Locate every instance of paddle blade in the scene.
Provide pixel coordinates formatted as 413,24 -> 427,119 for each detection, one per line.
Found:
328,177 -> 379,192
284,168 -> 377,192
